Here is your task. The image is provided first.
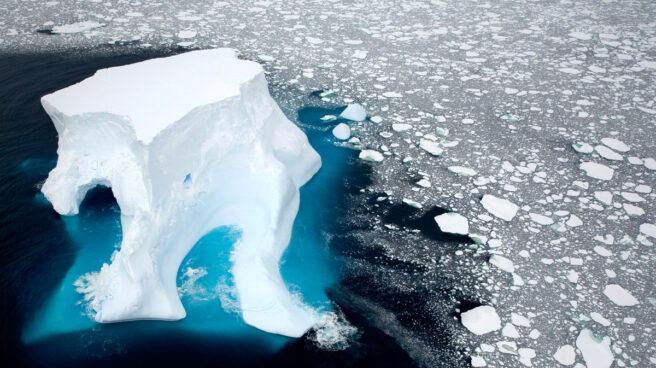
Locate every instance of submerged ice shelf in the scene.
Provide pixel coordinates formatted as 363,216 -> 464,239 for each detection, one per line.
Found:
39,49 -> 322,337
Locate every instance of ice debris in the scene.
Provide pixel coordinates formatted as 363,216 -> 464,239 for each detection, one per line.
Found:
460,305 -> 501,335
332,123 -> 351,140
576,329 -> 614,368
603,284 -> 639,306
480,195 -> 519,221
340,103 -> 366,121
434,212 -> 469,235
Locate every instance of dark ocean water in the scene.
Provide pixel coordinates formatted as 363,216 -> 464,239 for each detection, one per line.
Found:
0,50 -> 420,367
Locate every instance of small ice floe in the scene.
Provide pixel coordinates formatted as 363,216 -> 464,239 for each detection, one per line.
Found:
49,21 -> 105,34
569,31 -> 592,40
434,212 -> 469,235
497,341 -> 518,355
332,123 -> 351,140
178,30 -> 197,39
489,255 -> 515,273
462,118 -> 475,125
590,312 -> 611,327
623,203 -> 644,216
553,345 -> 576,366
471,356 -> 487,367
594,191 -> 613,205
370,116 -> 382,124
572,142 -> 594,154
402,198 -> 422,209
644,157 -> 656,170
448,166 -> 477,176
435,126 -> 449,136
529,213 -> 554,225
551,223 -> 567,235
600,137 -> 630,152
604,284 -> 639,306
340,104 -> 366,121
511,313 -> 531,327
352,50 -> 368,59
559,67 -> 581,74
481,194 -> 519,221
640,223 -> 656,238
518,348 -> 536,366
321,115 -> 337,122
502,323 -> 520,338
566,214 -> 583,227
392,123 -> 412,132
576,329 -> 614,368
419,139 -> 443,156
460,305 -> 501,335
594,145 -> 623,160
358,149 -> 384,162
580,162 -> 614,180
382,91 -> 403,98
594,246 -> 612,257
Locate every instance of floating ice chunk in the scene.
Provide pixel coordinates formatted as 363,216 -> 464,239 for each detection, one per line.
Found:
489,255 -> 515,273
593,246 -> 612,257
392,123 -> 412,132
382,91 -> 403,98
462,118 -> 475,124
566,214 -> 583,227
460,306 -> 501,335
604,284 -> 639,306
572,142 -> 593,154
590,312 -> 611,327
359,149 -> 384,162
594,191 -> 612,205
644,157 -> 656,170
576,329 -> 614,368
177,30 -> 197,39
600,138 -> 630,152
481,194 -> 519,221
352,50 -> 368,59
402,198 -> 423,209
569,31 -> 592,40
621,192 -> 645,202
559,68 -> 581,74
41,49 -> 322,338
448,166 -> 477,176
497,341 -> 518,355
435,126 -> 449,136
580,162 -> 614,180
502,323 -> 520,338
51,21 -> 105,34
553,345 -> 576,366
623,203 -> 644,216
370,116 -> 383,123
594,145 -> 623,160
635,184 -> 651,193
529,213 -> 554,225
471,356 -> 487,367
518,348 -> 536,366
434,212 -> 469,235
511,313 -> 531,327
419,139 -> 443,156
340,103 -> 367,121
640,223 -> 656,238
332,123 -> 351,140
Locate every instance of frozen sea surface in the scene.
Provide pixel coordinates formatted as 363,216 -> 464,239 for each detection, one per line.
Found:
1,0 -> 656,367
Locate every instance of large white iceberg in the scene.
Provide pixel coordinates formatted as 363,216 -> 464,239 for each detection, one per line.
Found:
40,49 -> 322,338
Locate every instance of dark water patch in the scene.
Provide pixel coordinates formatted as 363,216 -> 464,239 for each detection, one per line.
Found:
381,203 -> 474,244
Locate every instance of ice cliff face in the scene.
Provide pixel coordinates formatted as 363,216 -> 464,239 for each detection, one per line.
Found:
40,49 -> 322,338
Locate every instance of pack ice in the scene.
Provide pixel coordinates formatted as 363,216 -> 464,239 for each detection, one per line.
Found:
40,49 -> 322,338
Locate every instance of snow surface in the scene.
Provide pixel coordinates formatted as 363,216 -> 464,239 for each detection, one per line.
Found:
460,305 -> 501,335
41,49 -> 322,338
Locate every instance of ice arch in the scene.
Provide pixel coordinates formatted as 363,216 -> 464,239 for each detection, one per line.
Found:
40,49 -> 322,337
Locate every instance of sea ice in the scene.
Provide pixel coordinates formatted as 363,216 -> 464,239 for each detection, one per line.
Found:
434,212 -> 469,235
419,139 -> 443,156
580,162 -> 614,180
332,123 -> 351,140
480,194 -> 519,221
576,329 -> 614,368
340,103 -> 367,121
603,284 -> 639,306
600,137 -> 630,152
40,49 -> 322,338
50,21 -> 105,34
460,305 -> 501,335
489,255 -> 515,273
359,149 -> 384,162
553,345 -> 576,366
640,223 -> 656,238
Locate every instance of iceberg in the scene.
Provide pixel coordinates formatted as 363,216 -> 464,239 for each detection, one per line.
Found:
40,49 -> 322,338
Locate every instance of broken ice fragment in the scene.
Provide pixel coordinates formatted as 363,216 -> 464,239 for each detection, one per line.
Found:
489,255 -> 515,273
594,191 -> 613,205
340,103 -> 366,121
320,114 -> 337,122
603,284 -> 639,306
332,123 -> 351,140
553,345 -> 576,366
572,142 -> 594,154
448,166 -> 477,176
481,194 -> 519,221
434,212 -> 469,235
402,198 -> 423,209
518,348 -> 535,366
594,145 -> 623,160
579,162 -> 614,180
392,123 -> 412,132
419,139 -> 443,156
471,356 -> 487,367
497,341 -> 518,355
529,213 -> 554,225
640,223 -> 656,238
50,21 -> 105,34
600,137 -> 630,152
576,329 -> 614,368
502,323 -> 520,338
460,305 -> 501,335
359,149 -> 384,162
435,126 -> 449,136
